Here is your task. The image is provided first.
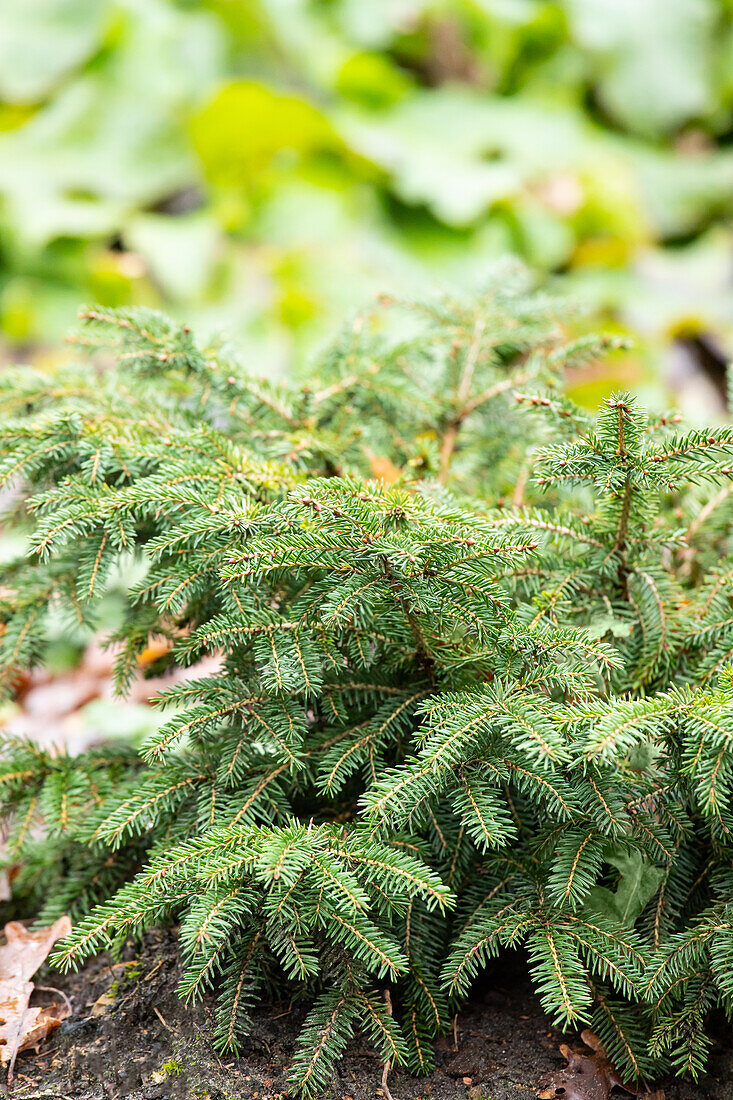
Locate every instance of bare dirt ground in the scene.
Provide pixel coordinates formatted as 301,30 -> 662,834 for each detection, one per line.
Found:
9,930 -> 733,1100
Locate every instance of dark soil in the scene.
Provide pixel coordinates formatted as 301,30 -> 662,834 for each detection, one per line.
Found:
11,931 -> 733,1100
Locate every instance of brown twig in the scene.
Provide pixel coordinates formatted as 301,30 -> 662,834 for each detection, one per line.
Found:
271,999 -> 294,1020
687,481 -> 733,542
512,463 -> 530,508
33,988 -> 72,1017
439,319 -> 485,482
10,1094 -> 76,1099
380,1060 -> 395,1100
141,958 -> 164,984
380,989 -> 397,1100
438,331 -> 531,484
152,1006 -> 177,1034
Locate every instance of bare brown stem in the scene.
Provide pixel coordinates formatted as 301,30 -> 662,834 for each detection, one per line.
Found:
438,320 -> 487,482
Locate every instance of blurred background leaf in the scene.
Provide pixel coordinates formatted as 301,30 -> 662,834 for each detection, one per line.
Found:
1,0 -> 733,410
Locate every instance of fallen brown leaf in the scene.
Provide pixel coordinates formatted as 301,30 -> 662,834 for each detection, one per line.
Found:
90,990 -> 115,1017
136,638 -> 174,667
536,1030 -> 651,1100
1,634 -> 222,756
0,916 -> 72,1078
14,1001 -> 69,1053
364,448 -> 402,484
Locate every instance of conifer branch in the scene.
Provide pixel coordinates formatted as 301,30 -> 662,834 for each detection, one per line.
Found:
2,283 -> 733,1093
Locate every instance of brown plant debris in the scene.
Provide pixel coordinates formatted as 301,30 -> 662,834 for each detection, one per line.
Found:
537,1029 -> 664,1100
0,915 -> 72,1079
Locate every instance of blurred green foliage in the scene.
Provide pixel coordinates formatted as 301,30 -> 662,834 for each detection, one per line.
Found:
2,0 -> 733,381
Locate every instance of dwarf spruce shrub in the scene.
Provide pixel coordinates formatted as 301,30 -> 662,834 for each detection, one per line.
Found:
2,266 -> 733,1092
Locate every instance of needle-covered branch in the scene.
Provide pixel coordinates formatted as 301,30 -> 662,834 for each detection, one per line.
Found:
2,274 -> 733,1091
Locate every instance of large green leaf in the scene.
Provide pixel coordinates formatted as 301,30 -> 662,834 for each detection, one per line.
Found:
0,0 -> 222,248
124,212 -> 222,302
585,844 -> 665,927
563,0 -> 716,136
0,0 -> 111,102
191,80 -> 343,192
